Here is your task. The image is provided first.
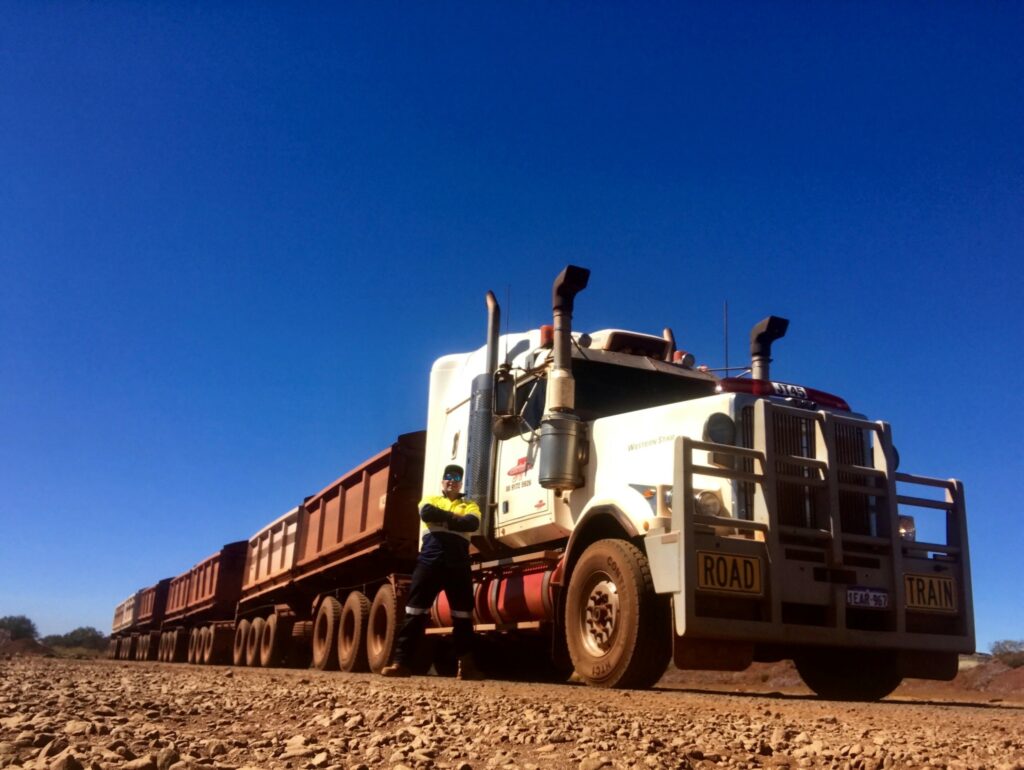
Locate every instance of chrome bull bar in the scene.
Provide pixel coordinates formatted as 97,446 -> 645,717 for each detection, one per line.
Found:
645,398 -> 974,652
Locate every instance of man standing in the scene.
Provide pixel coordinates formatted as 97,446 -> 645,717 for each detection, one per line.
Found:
381,463 -> 484,679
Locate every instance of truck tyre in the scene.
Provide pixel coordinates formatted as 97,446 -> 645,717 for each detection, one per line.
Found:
233,619 -> 251,666
207,624 -> 229,664
794,648 -> 903,701
260,613 -> 290,668
367,584 -> 399,673
312,598 -> 342,671
287,620 -> 313,668
192,628 -> 203,664
198,627 -> 209,664
171,629 -> 187,662
202,624 -> 214,664
338,592 -> 371,672
565,538 -> 671,689
246,617 -> 266,667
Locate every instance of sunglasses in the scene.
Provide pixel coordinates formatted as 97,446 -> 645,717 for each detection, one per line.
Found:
443,473 -> 463,482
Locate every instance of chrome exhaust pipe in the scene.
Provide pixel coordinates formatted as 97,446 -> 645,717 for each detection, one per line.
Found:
750,315 -> 789,380
467,291 -> 501,553
539,265 -> 590,491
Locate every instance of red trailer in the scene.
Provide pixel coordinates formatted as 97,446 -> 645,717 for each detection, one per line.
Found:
232,432 -> 424,672
157,541 -> 247,664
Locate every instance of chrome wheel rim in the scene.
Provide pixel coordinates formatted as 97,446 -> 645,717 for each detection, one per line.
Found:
580,575 -> 619,657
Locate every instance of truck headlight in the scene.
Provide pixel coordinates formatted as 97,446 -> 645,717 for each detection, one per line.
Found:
704,413 -> 736,445
695,490 -> 723,518
898,515 -> 916,541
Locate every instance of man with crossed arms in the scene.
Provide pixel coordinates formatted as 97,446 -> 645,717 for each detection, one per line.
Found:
381,463 -> 484,680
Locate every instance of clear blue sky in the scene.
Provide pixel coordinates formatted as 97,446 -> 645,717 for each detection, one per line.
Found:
1,3 -> 1021,651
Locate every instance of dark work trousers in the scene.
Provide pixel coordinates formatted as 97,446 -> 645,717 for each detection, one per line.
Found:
394,556 -> 475,665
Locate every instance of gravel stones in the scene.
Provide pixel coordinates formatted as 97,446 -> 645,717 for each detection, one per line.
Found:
0,657 -> 1022,770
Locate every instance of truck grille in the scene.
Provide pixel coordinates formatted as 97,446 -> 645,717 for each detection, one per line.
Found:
739,406 -> 876,536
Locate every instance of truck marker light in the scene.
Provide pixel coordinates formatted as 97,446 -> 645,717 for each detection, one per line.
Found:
717,378 -> 850,411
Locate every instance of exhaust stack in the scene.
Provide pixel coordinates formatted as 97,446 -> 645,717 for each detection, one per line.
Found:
465,291 -> 502,553
750,315 -> 789,380
539,265 -> 591,491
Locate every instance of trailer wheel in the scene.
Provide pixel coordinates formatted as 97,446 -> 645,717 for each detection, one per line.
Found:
367,584 -> 399,673
188,628 -> 199,664
260,613 -> 290,668
286,621 -> 313,668
312,598 -> 342,670
201,624 -> 214,664
794,648 -> 903,701
338,592 -> 371,673
233,619 -> 251,666
170,629 -> 187,663
565,539 -> 671,689
201,627 -> 214,665
246,617 -> 266,667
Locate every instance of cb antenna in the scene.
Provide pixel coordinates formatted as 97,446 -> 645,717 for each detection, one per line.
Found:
723,300 -> 729,374
504,283 -> 510,362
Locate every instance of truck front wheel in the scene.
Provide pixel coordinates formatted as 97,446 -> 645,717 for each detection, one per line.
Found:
794,648 -> 903,701
565,539 -> 671,688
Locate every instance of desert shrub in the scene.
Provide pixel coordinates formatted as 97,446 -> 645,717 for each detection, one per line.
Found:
41,627 -> 108,651
0,616 -> 38,641
990,639 -> 1024,669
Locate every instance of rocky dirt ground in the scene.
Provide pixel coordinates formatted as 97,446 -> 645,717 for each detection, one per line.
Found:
1,656 -> 1021,770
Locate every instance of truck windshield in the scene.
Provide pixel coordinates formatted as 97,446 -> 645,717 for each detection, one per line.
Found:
518,359 -> 716,430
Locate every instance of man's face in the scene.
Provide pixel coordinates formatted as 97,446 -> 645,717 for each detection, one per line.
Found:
442,470 -> 463,498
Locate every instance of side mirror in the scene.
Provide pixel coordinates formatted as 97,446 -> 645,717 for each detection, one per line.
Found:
492,366 -> 519,440
492,366 -> 515,418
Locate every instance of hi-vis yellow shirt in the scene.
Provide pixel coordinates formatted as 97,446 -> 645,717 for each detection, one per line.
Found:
418,494 -> 481,543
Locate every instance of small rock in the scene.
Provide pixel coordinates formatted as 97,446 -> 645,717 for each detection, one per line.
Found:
123,756 -> 158,770
157,747 -> 180,770
40,739 -> 71,758
50,755 -> 84,770
579,758 -> 611,770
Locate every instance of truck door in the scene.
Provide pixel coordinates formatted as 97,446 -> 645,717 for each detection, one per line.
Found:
493,377 -> 555,531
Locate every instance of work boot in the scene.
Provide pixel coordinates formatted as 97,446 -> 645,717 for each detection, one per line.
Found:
456,655 -> 485,681
380,661 -> 413,678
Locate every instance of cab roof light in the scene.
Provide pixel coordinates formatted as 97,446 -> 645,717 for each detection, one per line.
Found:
539,324 -> 554,348
716,377 -> 850,411
673,350 -> 696,368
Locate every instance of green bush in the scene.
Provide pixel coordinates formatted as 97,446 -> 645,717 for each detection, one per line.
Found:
990,639 -> 1024,669
0,615 -> 38,641
41,627 -> 108,651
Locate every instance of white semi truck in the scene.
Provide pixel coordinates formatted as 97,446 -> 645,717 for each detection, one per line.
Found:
418,264 -> 973,699
112,263 -> 974,701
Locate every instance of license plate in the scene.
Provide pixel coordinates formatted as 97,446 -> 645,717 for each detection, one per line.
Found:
904,573 -> 957,612
696,551 -> 762,595
847,586 -> 889,609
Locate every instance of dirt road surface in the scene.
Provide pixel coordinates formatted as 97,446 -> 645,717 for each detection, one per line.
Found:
1,657 -> 1021,770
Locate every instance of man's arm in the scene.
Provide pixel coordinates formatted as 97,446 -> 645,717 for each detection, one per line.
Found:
419,501 -> 451,523
446,501 -> 481,533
